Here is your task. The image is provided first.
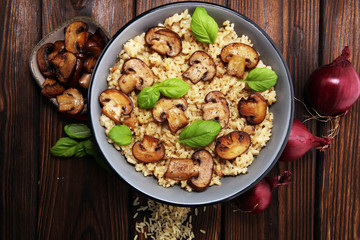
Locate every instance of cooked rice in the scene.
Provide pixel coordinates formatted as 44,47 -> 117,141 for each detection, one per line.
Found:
100,9 -> 276,191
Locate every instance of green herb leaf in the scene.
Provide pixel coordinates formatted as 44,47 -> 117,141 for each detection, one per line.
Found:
158,78 -> 190,98
82,139 -> 112,172
64,123 -> 91,139
178,120 -> 222,148
108,125 -> 132,146
191,7 -> 218,44
137,86 -> 161,109
244,68 -> 278,92
50,137 -> 81,157
74,143 -> 87,158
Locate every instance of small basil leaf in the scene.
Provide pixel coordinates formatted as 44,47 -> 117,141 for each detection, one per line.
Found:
64,123 -> 91,139
137,86 -> 161,109
244,68 -> 278,92
74,143 -> 87,158
158,78 -> 189,98
178,120 -> 222,148
108,125 -> 132,146
191,7 -> 218,44
50,137 -> 80,157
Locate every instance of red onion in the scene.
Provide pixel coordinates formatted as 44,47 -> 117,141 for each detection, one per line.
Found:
305,46 -> 360,116
232,171 -> 292,214
279,119 -> 332,162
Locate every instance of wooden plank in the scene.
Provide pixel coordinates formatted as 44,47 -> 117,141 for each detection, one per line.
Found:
316,0 -> 360,239
224,0 -> 320,239
36,0 -> 134,239
0,0 -> 41,239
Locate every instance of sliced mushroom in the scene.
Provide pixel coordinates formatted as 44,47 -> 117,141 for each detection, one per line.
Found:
238,93 -> 267,125
37,43 -> 56,77
188,150 -> 214,191
67,58 -> 83,88
220,43 -> 259,79
145,26 -> 182,57
182,51 -> 216,84
78,73 -> 91,89
85,28 -> 109,58
201,91 -> 230,128
41,78 -> 65,98
65,21 -> 89,54
152,98 -> 188,122
122,116 -> 137,130
164,158 -> 199,181
132,135 -> 165,163
118,58 -> 155,94
56,88 -> 84,114
165,106 -> 189,133
99,89 -> 133,124
50,52 -> 77,83
83,56 -> 97,73
47,40 -> 66,61
243,125 -> 256,135
215,131 -> 251,160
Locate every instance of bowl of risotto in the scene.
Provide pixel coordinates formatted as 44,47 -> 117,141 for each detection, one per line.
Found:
89,2 -> 294,206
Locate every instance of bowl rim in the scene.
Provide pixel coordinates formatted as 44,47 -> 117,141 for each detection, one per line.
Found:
88,1 -> 294,206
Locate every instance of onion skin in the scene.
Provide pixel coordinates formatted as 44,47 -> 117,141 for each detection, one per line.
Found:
279,119 -> 332,162
233,171 -> 292,214
305,46 -> 360,116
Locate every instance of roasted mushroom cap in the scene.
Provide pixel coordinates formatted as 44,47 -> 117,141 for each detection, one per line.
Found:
41,78 -> 65,98
164,158 -> 200,181
238,93 -> 267,125
118,58 -> 155,94
145,26 -> 182,57
67,58 -> 83,88
56,88 -> 84,114
65,21 -> 89,54
165,106 -> 189,133
47,40 -> 66,61
132,135 -> 165,163
183,51 -> 216,84
188,150 -> 214,191
83,56 -> 97,73
215,131 -> 251,160
220,43 -> 259,79
85,28 -> 109,58
50,52 -> 77,83
202,91 -> 230,128
78,73 -> 91,89
37,43 -> 56,78
99,89 -> 133,123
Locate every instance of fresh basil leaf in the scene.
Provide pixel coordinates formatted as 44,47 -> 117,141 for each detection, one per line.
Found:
64,123 -> 91,139
191,7 -> 218,44
158,78 -> 189,98
50,137 -> 80,157
108,125 -> 132,146
137,86 -> 161,109
178,120 -> 221,148
74,143 -> 87,158
244,68 -> 278,92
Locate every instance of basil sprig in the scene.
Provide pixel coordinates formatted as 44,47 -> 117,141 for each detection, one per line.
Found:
244,68 -> 278,92
191,7 -> 218,44
137,78 -> 189,109
178,120 -> 222,148
108,125 -> 132,146
50,124 -> 111,172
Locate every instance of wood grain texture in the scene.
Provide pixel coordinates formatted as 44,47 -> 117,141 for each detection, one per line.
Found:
316,1 -> 360,239
0,0 -> 41,239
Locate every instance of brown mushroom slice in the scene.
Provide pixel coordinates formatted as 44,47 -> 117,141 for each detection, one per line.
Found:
37,43 -> 56,78
152,98 -> 188,122
188,150 -> 214,191
67,58 -> 83,88
238,93 -> 267,125
183,51 -> 216,84
165,106 -> 189,133
145,26 -> 182,57
118,58 -> 155,94
202,91 -> 230,128
132,135 -> 165,163
99,89 -> 133,124
215,131 -> 251,160
41,78 -> 65,98
86,28 -> 109,58
122,116 -> 137,130
56,88 -> 84,114
47,40 -> 66,61
243,125 -> 256,135
164,158 -> 200,181
65,21 -> 89,54
50,52 -> 77,83
220,43 -> 259,79
83,56 -> 97,73
78,73 -> 91,89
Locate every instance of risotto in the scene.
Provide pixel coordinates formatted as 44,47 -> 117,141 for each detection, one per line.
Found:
100,9 -> 276,191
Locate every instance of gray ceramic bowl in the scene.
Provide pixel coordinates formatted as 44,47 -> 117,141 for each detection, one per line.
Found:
89,2 -> 294,206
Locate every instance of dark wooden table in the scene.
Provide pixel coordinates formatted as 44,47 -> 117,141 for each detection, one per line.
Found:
1,0 -> 360,239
